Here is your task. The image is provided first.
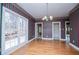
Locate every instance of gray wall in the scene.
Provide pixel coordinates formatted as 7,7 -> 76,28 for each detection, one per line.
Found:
36,18 -> 66,39
3,3 -> 35,40
28,19 -> 35,40
43,21 -> 52,38
69,7 -> 79,47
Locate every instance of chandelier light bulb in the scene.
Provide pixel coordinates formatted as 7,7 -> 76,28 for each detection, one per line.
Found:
42,3 -> 54,21
50,16 -> 53,20
44,16 -> 47,19
42,17 -> 45,20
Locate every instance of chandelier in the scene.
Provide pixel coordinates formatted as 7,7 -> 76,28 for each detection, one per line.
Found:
42,3 -> 53,21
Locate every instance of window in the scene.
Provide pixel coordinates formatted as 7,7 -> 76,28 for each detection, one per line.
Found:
4,9 -> 18,50
3,7 -> 28,51
18,17 -> 27,43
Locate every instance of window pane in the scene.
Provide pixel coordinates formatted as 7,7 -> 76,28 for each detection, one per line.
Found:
4,10 -> 18,50
3,7 -> 28,52
5,40 -> 11,50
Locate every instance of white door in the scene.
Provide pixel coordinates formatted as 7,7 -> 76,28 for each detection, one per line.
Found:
52,22 -> 61,40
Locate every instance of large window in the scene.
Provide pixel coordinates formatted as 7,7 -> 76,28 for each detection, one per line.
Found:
4,10 -> 18,50
18,17 -> 27,44
2,7 -> 28,52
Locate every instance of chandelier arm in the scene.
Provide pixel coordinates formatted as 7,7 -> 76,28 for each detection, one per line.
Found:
42,3 -> 53,21
47,3 -> 48,17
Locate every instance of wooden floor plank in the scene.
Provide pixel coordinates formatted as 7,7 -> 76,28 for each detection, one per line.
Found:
11,39 -> 79,55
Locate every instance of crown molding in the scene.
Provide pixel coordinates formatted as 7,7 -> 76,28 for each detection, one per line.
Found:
69,4 -> 79,15
12,3 -> 35,20
3,3 -> 35,21
35,16 -> 69,22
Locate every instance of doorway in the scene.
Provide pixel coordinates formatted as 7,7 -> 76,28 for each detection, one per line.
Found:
65,21 -> 70,43
35,22 -> 43,38
52,22 -> 61,40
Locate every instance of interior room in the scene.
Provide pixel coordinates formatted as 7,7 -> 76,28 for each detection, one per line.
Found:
0,3 -> 79,55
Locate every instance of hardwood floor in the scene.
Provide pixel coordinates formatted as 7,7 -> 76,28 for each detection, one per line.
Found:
11,39 -> 79,55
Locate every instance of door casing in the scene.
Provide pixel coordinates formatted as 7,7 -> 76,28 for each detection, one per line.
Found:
35,22 -> 43,38
52,22 -> 61,40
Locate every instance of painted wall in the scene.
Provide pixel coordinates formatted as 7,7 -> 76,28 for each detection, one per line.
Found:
43,21 -> 52,38
3,3 -> 35,40
36,18 -> 66,39
0,4 -> 2,55
69,8 -> 79,47
28,19 -> 35,40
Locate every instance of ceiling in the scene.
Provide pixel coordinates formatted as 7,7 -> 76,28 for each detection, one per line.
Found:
17,3 -> 77,18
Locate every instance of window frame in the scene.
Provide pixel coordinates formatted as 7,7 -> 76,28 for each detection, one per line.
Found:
2,7 -> 28,54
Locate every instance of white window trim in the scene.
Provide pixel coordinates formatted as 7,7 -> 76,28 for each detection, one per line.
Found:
1,7 -> 28,54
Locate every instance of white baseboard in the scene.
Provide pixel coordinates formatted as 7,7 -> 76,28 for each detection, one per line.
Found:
42,38 -> 66,41
60,39 -> 66,41
2,38 -> 35,55
27,38 -> 35,44
6,42 -> 27,55
69,43 -> 79,51
42,38 -> 54,40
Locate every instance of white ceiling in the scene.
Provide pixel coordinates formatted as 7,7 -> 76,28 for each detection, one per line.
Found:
17,3 -> 77,18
